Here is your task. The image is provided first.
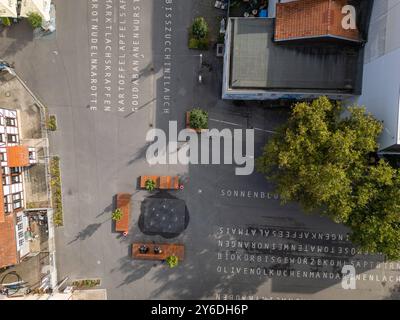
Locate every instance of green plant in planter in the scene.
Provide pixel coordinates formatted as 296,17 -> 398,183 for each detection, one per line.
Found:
47,115 -> 57,131
145,179 -> 156,191
112,208 -> 123,221
192,17 -> 208,39
166,255 -> 179,268
27,12 -> 42,29
189,108 -> 208,130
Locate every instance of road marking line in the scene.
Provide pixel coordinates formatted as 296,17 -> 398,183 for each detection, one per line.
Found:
209,118 -> 242,127
254,128 -> 277,134
210,118 -> 277,134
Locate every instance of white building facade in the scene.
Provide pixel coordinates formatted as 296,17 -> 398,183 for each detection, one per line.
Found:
350,0 -> 400,153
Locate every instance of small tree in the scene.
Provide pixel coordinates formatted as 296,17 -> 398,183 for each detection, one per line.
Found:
166,255 -> 179,268
192,17 -> 208,39
1,17 -> 11,27
27,12 -> 42,29
189,108 -> 208,130
112,208 -> 123,221
145,179 -> 156,191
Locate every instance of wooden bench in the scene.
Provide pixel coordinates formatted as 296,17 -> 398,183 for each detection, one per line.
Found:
132,243 -> 184,261
140,175 -> 159,188
115,193 -> 131,233
140,175 -> 180,190
159,176 -> 179,190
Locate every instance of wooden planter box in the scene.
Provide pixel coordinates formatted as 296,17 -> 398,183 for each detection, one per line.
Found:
132,243 -> 185,261
115,193 -> 131,233
140,175 -> 180,190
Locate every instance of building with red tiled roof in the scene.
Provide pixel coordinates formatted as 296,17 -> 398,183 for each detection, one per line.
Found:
0,108 -> 37,269
275,0 -> 360,42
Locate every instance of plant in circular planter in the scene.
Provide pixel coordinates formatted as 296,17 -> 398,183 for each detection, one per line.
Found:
166,255 -> 179,268
112,208 -> 123,221
145,179 -> 156,191
189,108 -> 208,130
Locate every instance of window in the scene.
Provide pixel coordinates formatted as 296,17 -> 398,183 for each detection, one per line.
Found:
16,215 -> 22,223
18,223 -> 23,231
19,239 -> 24,247
11,175 -> 21,184
10,167 -> 21,174
0,153 -> 4,161
6,118 -> 16,127
0,134 -> 3,143
13,193 -> 21,200
4,196 -> 10,213
13,202 -> 22,210
7,134 -> 17,143
18,231 -> 23,239
12,193 -> 22,210
2,175 -> 6,186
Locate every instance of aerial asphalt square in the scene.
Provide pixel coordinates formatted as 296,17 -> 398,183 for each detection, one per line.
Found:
0,0 -> 399,301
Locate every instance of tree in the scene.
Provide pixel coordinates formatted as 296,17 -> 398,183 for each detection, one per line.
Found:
347,161 -> 400,260
145,179 -> 156,191
112,208 -> 123,221
189,108 -> 208,130
256,96 -> 400,259
166,255 -> 179,268
27,12 -> 42,29
192,17 -> 208,39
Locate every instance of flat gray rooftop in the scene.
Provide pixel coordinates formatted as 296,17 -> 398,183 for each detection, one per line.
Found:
230,18 -> 363,93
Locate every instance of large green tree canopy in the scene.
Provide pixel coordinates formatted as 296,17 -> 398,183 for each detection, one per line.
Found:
256,96 -> 400,260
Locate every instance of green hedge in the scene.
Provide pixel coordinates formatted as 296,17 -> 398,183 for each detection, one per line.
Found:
188,37 -> 209,50
47,115 -> 57,131
50,156 -> 63,227
72,279 -> 101,288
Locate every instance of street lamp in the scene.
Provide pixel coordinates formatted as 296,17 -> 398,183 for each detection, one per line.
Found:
198,54 -> 203,84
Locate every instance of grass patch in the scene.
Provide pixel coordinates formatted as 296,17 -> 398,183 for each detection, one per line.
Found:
50,156 -> 63,227
188,35 -> 209,50
47,115 -> 57,131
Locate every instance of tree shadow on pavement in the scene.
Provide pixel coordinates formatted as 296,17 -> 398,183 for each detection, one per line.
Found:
67,220 -> 110,245
0,20 -> 33,59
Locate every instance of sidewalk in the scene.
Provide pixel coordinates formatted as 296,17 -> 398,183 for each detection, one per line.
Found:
0,72 -> 58,291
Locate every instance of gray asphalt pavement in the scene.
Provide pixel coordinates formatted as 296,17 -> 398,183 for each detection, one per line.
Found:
0,0 -> 399,300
